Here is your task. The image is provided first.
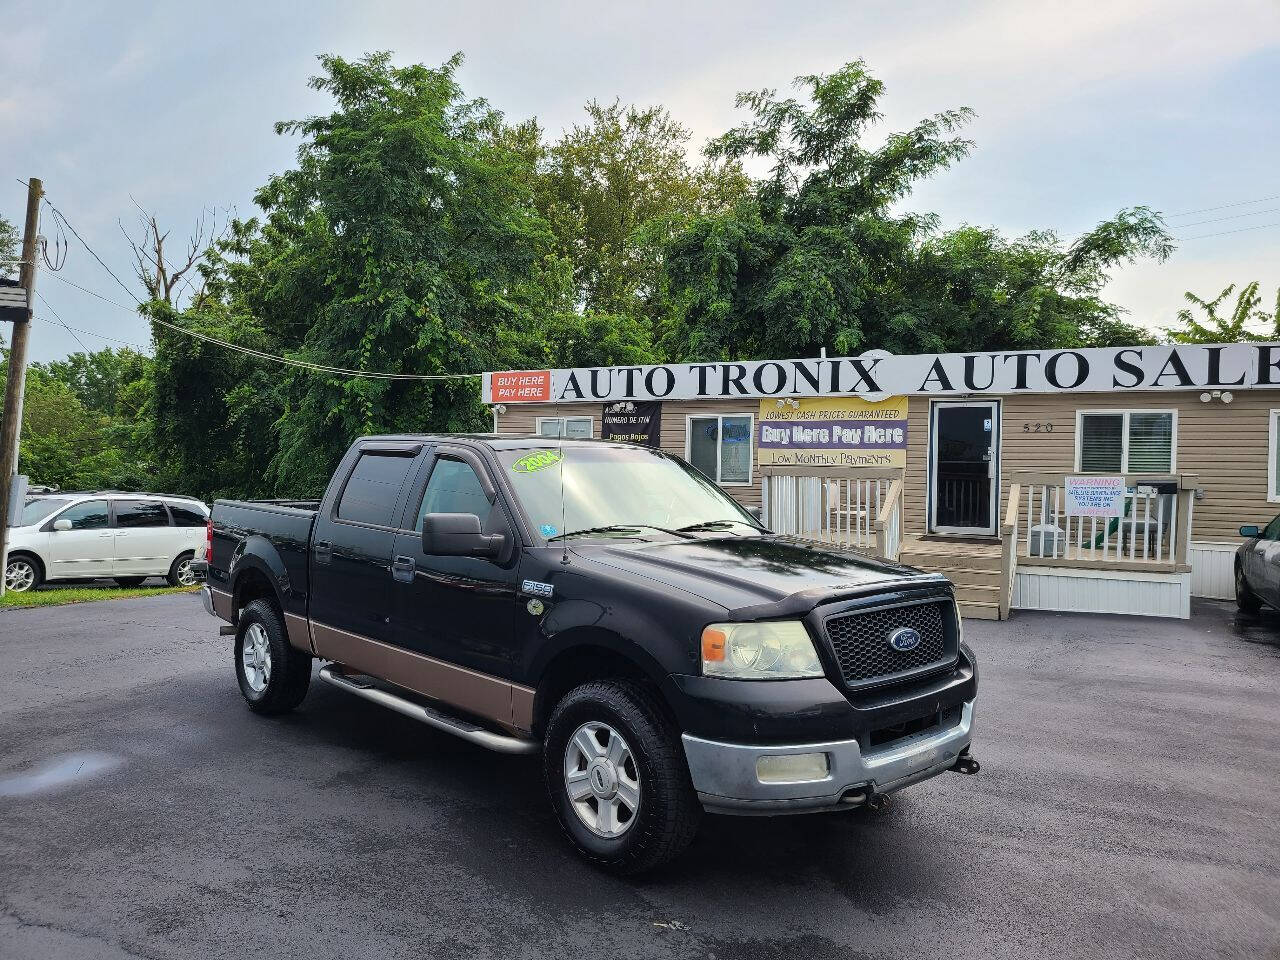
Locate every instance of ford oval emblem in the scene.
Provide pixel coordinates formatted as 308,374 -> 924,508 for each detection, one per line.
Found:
888,627 -> 921,652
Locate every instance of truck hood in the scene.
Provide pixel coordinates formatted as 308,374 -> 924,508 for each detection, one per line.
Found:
574,534 -> 945,619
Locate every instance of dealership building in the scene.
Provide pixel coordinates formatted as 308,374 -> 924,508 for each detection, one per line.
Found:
486,343 -> 1280,620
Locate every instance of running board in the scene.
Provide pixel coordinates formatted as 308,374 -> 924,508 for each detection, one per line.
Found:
317,665 -> 539,755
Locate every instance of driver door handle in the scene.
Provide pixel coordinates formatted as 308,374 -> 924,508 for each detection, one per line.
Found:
391,555 -> 416,583
314,540 -> 332,563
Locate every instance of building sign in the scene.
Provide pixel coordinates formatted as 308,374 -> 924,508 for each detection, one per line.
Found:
491,370 -> 550,403
484,343 -> 1280,404
1064,476 -> 1126,517
757,397 -> 908,468
601,401 -> 662,447
0,279 -> 29,323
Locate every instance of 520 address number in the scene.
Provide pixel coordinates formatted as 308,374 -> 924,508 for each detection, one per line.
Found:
1022,421 -> 1055,433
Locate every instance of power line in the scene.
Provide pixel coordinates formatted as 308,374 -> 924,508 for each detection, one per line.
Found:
41,200 -> 483,383
1166,194 -> 1280,218
1176,207 -> 1280,228
34,317 -> 146,350
1177,221 -> 1280,241
34,291 -> 91,354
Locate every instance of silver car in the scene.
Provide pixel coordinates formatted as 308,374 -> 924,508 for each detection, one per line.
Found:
1235,516 -> 1280,612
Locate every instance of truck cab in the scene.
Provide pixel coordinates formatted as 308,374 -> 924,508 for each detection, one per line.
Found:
203,435 -> 979,873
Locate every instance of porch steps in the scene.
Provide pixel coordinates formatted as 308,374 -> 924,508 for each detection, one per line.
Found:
898,538 -> 1005,621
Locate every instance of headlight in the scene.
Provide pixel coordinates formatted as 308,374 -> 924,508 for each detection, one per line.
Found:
701,621 -> 824,679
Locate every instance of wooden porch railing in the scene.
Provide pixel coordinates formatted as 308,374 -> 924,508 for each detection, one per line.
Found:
1005,471 -> 1198,572
760,466 -> 905,559
999,482 -> 1021,620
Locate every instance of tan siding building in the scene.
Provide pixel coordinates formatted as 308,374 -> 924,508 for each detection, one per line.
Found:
489,344 -> 1280,619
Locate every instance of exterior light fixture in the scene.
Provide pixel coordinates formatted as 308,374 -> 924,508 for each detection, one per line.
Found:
1199,392 -> 1211,403
1222,392 -> 1234,404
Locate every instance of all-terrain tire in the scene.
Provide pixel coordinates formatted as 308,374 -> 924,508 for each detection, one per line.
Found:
1236,562 -> 1263,613
543,679 -> 701,875
235,598 -> 312,715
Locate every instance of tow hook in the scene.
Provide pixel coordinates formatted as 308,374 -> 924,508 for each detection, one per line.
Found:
839,787 -> 889,811
950,749 -> 980,775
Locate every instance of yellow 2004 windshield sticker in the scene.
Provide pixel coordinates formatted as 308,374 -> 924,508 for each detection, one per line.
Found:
512,449 -> 563,474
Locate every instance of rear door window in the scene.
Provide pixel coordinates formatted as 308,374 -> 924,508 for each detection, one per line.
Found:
168,503 -> 208,527
336,453 -> 417,527
115,501 -> 171,528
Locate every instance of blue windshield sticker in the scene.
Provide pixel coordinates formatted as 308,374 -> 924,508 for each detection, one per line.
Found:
539,523 -> 559,537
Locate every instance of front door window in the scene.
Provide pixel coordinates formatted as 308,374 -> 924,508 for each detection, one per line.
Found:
931,403 -> 998,533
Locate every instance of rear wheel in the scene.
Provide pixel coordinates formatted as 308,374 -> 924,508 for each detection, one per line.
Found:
167,551 -> 197,587
543,680 -> 700,874
4,555 -> 42,593
1236,563 -> 1263,612
235,599 -> 312,715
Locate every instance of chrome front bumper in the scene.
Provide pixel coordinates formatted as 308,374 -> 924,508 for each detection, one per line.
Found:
681,700 -> 975,815
200,585 -> 216,617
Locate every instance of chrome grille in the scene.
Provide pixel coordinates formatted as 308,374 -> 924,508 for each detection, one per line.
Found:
823,600 -> 951,687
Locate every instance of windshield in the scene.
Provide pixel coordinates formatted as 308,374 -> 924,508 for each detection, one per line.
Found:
14,497 -> 72,527
496,444 -> 762,541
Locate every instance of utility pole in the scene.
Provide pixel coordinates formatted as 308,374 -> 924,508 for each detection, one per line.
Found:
0,177 -> 43,596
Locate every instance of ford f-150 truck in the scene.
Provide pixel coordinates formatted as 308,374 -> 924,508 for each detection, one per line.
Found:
200,434 -> 979,873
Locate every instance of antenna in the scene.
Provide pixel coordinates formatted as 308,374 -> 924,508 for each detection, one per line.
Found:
558,426 -> 569,565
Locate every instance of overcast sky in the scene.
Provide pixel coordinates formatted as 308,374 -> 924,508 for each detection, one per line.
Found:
3,0 -> 1278,363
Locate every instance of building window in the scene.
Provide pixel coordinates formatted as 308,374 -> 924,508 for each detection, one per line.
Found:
536,416 -> 593,439
1076,410 -> 1175,473
687,414 -> 753,485
1268,410 -> 1280,503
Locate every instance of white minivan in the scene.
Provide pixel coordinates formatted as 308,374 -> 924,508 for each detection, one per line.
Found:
5,493 -> 209,593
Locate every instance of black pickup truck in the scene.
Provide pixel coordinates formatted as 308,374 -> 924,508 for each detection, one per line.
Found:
201,435 -> 979,872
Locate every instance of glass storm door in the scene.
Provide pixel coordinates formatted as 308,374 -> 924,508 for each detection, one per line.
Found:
929,401 -> 999,535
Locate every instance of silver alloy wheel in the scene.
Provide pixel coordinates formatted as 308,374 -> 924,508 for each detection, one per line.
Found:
175,557 -> 197,586
241,622 -> 272,693
564,721 -> 641,839
5,559 -> 36,593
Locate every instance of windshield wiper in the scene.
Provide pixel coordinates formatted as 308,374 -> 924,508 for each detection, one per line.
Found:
547,524 -> 693,542
675,519 -> 760,533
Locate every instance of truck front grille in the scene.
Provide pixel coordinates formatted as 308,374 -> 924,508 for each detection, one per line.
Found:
822,600 -> 953,688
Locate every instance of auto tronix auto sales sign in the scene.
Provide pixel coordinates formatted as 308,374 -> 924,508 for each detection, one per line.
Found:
484,343 -> 1280,404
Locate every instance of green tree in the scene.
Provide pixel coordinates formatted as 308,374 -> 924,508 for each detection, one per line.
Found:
228,52 -> 567,494
538,101 -> 748,332
1164,282 -> 1279,343
663,61 -> 1171,361
0,214 -> 18,280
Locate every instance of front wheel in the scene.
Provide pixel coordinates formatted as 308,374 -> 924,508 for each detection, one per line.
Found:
5,555 -> 41,593
543,680 -> 701,874
235,599 -> 312,715
1236,563 -> 1263,612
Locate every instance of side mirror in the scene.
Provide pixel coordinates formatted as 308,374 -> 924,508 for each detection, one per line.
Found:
53,518 -> 73,532
1240,524 -> 1261,538
421,513 -> 504,558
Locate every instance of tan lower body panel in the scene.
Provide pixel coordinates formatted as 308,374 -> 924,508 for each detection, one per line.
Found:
209,587 -> 234,622
311,622 -> 535,734
283,612 -> 312,653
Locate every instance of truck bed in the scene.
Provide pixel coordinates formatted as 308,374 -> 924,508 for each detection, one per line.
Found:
208,499 -> 320,619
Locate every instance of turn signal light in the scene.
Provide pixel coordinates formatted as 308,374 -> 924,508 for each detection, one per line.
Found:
701,627 -> 727,662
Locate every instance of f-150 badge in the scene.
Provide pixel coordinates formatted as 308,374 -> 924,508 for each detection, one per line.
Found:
521,579 -> 554,598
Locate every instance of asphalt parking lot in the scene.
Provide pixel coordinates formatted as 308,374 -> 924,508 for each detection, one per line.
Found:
1,595 -> 1277,960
